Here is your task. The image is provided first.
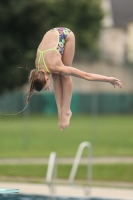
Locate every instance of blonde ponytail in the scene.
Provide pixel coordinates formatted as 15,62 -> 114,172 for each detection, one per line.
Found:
26,69 -> 46,104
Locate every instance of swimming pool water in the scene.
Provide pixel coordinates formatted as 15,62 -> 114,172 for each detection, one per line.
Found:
0,194 -> 129,200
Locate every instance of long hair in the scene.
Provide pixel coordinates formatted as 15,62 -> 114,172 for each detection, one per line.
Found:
26,69 -> 46,104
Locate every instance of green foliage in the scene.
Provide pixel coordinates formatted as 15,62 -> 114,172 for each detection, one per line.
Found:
0,0 -> 103,93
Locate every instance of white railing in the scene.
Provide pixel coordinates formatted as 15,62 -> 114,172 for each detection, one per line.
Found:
68,141 -> 92,199
46,152 -> 57,198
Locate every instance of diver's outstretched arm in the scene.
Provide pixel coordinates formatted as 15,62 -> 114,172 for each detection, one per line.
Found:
54,65 -> 122,89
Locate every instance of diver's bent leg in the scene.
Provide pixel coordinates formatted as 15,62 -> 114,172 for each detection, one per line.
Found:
60,76 -> 73,130
52,73 -> 63,126
60,31 -> 75,130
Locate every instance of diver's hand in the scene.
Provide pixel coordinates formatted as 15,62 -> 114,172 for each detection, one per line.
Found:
109,77 -> 123,88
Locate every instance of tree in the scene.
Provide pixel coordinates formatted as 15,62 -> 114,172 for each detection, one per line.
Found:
0,0 -> 103,94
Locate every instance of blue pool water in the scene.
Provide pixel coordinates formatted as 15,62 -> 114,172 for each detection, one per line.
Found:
0,194 -> 129,200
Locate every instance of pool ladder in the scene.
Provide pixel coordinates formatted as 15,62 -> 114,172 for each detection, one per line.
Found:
46,151 -> 57,199
46,141 -> 92,199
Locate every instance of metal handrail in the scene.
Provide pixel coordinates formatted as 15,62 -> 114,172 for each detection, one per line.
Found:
68,141 -> 92,198
46,152 -> 57,197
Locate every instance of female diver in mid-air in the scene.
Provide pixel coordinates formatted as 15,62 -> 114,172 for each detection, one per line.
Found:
27,27 -> 122,131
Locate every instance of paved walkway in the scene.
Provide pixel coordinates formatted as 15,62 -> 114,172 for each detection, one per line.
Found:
0,182 -> 133,199
0,156 -> 133,164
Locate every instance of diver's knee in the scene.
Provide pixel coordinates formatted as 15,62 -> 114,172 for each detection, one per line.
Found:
52,73 -> 60,80
61,75 -> 72,82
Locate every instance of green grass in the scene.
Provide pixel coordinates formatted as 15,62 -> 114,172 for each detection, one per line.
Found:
0,114 -> 133,158
0,164 -> 133,183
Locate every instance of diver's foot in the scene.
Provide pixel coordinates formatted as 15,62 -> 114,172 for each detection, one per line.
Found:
59,111 -> 72,131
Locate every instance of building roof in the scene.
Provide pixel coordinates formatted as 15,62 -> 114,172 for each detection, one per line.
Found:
111,0 -> 133,28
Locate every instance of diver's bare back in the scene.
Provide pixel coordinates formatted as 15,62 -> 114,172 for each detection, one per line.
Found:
35,31 -> 61,71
